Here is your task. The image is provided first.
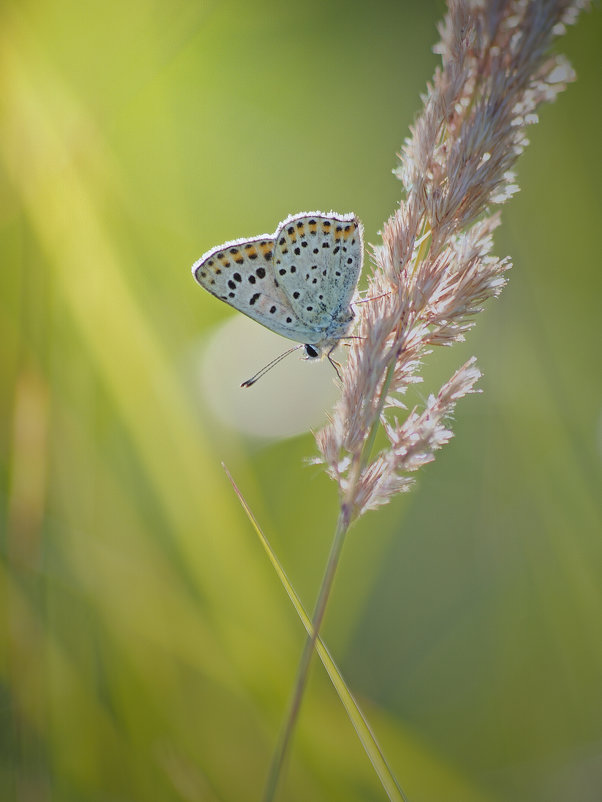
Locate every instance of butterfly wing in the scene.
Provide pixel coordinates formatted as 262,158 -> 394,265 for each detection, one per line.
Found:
272,212 -> 363,334
192,233 -> 314,344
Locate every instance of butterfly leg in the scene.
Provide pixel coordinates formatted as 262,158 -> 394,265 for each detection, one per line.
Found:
327,346 -> 343,382
353,291 -> 391,305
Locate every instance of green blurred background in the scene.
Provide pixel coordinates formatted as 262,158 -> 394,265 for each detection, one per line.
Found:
1,1 -> 600,800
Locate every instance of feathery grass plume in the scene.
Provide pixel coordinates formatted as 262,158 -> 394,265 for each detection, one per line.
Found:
265,3 -> 588,798
315,0 -> 588,520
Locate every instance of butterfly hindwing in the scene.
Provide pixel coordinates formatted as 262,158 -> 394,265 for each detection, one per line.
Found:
272,212 -> 363,330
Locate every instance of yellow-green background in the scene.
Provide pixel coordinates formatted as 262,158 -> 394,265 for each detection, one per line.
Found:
1,1 -> 600,800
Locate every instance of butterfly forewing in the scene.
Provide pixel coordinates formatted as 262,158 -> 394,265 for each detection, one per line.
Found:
192,234 -> 313,343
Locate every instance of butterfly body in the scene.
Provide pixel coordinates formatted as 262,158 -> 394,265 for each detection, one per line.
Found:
192,211 -> 363,359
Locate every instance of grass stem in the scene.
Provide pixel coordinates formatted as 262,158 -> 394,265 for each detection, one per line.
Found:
262,508 -> 350,801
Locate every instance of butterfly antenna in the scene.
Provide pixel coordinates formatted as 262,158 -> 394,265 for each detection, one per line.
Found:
241,344 -> 304,388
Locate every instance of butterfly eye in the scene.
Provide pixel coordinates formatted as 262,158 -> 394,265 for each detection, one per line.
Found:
304,344 -> 319,358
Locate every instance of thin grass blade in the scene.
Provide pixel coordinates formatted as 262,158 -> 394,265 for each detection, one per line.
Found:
222,464 -> 407,802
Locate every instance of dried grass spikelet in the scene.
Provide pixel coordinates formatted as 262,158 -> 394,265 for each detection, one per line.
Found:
315,0 -> 588,520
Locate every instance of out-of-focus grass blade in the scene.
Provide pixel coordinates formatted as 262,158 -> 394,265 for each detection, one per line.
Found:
223,464 -> 408,802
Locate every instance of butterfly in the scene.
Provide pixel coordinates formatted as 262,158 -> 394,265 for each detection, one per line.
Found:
191,211 -> 363,385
